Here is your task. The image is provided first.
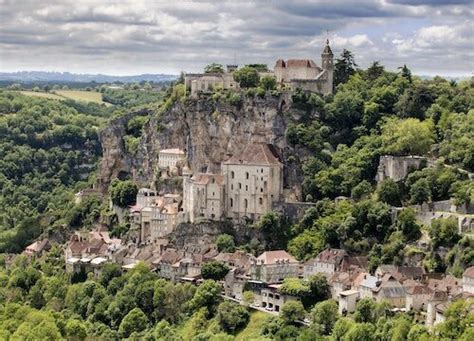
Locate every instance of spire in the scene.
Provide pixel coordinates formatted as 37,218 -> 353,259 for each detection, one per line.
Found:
323,39 -> 333,56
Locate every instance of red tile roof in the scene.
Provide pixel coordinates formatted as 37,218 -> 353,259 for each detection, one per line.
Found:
257,250 -> 297,265
224,143 -> 281,166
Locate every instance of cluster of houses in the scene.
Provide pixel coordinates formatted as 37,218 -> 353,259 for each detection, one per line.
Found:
57,227 -> 474,327
184,39 -> 334,97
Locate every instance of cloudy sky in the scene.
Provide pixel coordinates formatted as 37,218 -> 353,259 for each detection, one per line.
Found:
0,0 -> 473,76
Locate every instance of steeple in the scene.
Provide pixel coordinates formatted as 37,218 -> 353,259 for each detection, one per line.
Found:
321,39 -> 334,95
322,39 -> 333,56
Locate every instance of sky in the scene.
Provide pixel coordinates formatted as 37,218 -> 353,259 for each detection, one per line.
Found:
0,0 -> 473,77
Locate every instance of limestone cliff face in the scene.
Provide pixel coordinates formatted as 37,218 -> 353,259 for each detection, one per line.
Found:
98,92 -> 312,199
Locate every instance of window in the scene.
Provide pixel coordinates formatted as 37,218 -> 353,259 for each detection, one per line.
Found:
245,185 -> 248,191
230,198 -> 233,207
231,171 -> 235,179
259,198 -> 263,205
231,184 -> 234,190
244,199 -> 248,209
239,183 -> 242,189
245,172 -> 249,179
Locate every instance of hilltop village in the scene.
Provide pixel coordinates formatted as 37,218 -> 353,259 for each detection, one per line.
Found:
11,40 -> 473,337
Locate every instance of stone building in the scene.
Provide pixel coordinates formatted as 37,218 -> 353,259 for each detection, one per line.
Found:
274,39 -> 334,95
249,250 -> 300,284
131,192 -> 182,243
463,266 -> 474,294
222,143 -> 283,222
158,148 -> 186,172
185,65 -> 240,97
182,142 -> 283,223
182,172 -> 226,223
303,248 -> 347,278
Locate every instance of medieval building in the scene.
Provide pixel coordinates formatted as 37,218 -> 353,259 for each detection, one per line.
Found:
182,142 -> 283,223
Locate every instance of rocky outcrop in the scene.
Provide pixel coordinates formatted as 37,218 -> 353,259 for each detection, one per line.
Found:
97,91 -> 312,199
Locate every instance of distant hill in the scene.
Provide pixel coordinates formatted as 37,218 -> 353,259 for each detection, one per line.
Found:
0,71 -> 177,84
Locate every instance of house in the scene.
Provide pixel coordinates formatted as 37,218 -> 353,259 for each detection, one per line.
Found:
462,266 -> 474,294
372,274 -> 406,308
358,274 -> 378,299
405,284 -> 433,311
154,248 -> 184,281
24,239 -> 50,257
250,250 -> 299,284
303,248 -> 347,278
328,271 -> 355,300
260,284 -> 297,312
426,291 -> 448,326
339,289 -> 359,315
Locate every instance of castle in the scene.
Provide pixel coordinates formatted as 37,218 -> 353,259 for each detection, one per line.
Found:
184,40 -> 334,96
182,142 -> 283,223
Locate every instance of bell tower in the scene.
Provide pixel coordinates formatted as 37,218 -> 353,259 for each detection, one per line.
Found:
321,39 -> 334,94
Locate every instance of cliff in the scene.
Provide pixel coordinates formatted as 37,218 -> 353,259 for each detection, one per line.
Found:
97,91 -> 313,200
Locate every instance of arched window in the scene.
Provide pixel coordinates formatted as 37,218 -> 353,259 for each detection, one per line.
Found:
244,199 -> 248,209
231,171 -> 235,179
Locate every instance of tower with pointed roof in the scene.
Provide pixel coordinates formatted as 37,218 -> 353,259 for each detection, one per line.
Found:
321,39 -> 334,94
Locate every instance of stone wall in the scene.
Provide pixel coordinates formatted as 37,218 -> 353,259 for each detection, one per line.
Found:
272,201 -> 315,222
376,155 -> 426,183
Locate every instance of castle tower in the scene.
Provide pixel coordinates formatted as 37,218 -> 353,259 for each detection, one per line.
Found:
321,39 -> 334,94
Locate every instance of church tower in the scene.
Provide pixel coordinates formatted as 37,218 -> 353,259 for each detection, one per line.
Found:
321,39 -> 334,94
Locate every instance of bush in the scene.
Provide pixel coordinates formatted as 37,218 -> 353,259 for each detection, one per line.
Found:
216,234 -> 235,252
259,75 -> 277,90
233,66 -> 260,88
216,301 -> 250,333
110,179 -> 138,207
201,261 -> 230,280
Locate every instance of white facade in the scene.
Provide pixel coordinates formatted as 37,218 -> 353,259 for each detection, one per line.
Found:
462,267 -> 474,294
158,148 -> 185,170
339,290 -> 359,315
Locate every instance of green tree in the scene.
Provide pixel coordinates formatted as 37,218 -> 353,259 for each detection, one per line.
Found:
233,66 -> 260,88
377,179 -> 401,206
311,299 -> 338,335
332,317 -> 355,341
429,218 -> 461,248
381,117 -> 434,155
216,234 -> 236,253
398,65 -> 412,83
65,319 -> 87,341
216,301 -> 250,333
344,323 -> 376,341
189,280 -> 222,314
201,261 -> 230,281
409,178 -> 432,204
280,301 -> 305,324
118,307 -> 149,338
99,263 -> 122,287
354,298 -> 376,323
334,49 -> 357,87
396,208 -> 421,241
259,75 -> 277,90
110,179 -> 138,207
204,63 -> 224,74
365,61 -> 385,81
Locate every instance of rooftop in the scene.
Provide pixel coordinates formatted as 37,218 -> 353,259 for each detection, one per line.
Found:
224,143 -> 281,166
256,250 -> 297,265
159,148 -> 185,155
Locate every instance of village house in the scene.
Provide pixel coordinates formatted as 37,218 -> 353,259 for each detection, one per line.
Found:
405,284 -> 433,311
304,248 -> 347,278
249,250 -> 300,284
338,289 -> 359,315
259,284 -> 297,312
131,189 -> 182,243
65,229 -> 122,275
426,291 -> 449,326
463,266 -> 474,294
371,274 -> 406,308
24,238 -> 50,257
358,274 -> 378,299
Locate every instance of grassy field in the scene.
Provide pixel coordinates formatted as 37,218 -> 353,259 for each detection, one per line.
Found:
18,91 -> 65,100
17,90 -> 111,106
235,311 -> 271,341
54,90 -> 109,105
